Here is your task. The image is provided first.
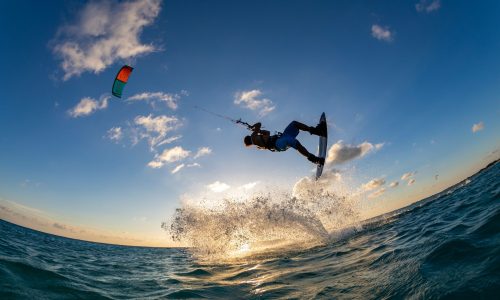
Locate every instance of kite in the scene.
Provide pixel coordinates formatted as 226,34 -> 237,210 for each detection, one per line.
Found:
112,65 -> 133,98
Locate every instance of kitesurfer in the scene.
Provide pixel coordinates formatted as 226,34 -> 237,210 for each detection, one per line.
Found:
244,121 -> 326,165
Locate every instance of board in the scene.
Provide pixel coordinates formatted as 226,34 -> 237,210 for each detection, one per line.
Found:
316,112 -> 328,180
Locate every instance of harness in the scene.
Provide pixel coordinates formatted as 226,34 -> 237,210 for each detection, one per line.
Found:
266,132 -> 283,152
252,133 -> 280,152
267,135 -> 278,152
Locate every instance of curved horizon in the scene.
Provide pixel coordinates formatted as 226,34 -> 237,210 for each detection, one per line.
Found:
1,0 -> 499,247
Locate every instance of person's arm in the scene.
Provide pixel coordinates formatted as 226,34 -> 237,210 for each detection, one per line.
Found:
250,122 -> 271,138
259,129 -> 270,137
251,122 -> 262,131
251,122 -> 271,136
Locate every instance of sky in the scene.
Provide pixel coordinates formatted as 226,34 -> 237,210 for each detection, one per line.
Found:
0,0 -> 499,246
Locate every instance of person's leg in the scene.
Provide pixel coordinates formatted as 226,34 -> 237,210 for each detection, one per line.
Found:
290,121 -> 311,132
294,141 -> 323,164
282,121 -> 301,138
276,137 -> 323,164
284,121 -> 323,136
295,141 -> 311,157
275,122 -> 302,151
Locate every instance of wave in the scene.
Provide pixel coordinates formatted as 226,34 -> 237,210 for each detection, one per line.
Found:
0,257 -> 109,299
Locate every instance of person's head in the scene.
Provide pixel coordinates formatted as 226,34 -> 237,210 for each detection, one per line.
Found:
244,135 -> 252,147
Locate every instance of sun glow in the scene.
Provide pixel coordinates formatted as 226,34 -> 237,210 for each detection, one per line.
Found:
239,243 -> 251,253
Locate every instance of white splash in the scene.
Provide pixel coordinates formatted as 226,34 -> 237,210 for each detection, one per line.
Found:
167,179 -> 360,261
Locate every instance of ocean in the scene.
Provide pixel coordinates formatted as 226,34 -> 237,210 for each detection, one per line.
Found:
1,161 -> 499,299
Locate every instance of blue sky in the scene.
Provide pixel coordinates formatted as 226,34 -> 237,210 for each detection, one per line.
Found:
0,0 -> 499,246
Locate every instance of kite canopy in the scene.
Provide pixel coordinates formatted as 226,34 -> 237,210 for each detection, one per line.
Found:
112,65 -> 133,98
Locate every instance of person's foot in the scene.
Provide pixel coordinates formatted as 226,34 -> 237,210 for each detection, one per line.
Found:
307,154 -> 325,165
309,123 -> 327,137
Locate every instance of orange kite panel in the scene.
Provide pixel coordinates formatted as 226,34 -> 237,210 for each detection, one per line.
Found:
116,66 -> 133,82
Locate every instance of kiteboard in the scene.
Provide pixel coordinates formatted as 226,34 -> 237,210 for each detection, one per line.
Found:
315,112 -> 328,180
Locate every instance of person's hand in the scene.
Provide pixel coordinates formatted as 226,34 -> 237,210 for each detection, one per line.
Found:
252,122 -> 262,131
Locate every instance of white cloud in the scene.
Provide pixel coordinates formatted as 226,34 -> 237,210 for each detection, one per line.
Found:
147,160 -> 164,169
53,0 -> 161,80
472,121 -> 484,133
156,135 -> 182,147
259,105 -> 276,117
207,181 -> 230,193
361,178 -> 386,192
326,140 -> 384,165
389,181 -> 399,188
408,178 -> 416,185
234,89 -> 276,116
68,96 -> 109,117
371,24 -> 394,42
165,162 -> 201,172
401,171 -> 417,181
171,164 -> 185,174
133,114 -> 181,149
127,92 -> 182,110
240,181 -> 259,190
107,127 -> 123,141
194,147 -> 212,159
107,120 -> 181,150
416,0 -> 441,13
368,188 -> 386,199
135,114 -> 177,134
148,146 -> 190,168
155,146 -> 190,163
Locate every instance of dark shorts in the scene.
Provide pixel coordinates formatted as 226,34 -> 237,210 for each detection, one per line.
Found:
274,121 -> 300,151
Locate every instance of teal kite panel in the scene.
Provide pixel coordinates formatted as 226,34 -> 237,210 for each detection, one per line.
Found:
112,80 -> 126,98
